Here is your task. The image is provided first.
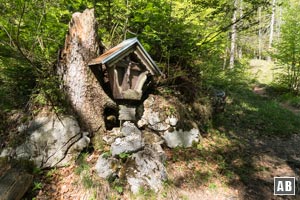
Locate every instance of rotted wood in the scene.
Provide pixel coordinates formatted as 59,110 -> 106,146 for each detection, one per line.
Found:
0,168 -> 33,200
57,9 -> 116,134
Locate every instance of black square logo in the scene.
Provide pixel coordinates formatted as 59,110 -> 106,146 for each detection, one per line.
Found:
274,177 -> 295,195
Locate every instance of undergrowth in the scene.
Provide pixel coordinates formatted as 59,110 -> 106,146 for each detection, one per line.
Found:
209,62 -> 300,137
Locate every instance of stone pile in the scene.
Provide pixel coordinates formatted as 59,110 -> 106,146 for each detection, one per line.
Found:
95,94 -> 202,193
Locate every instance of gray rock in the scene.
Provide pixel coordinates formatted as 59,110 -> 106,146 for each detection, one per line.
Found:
0,148 -> 13,158
126,145 -> 167,193
163,128 -> 200,148
149,143 -> 166,162
0,114 -> 90,168
69,132 -> 90,153
111,135 -> 144,156
167,116 -> 178,126
138,111 -> 170,131
138,96 -> 174,132
121,121 -> 141,136
127,178 -> 146,194
103,128 -> 122,144
95,154 -> 119,179
111,122 -> 144,156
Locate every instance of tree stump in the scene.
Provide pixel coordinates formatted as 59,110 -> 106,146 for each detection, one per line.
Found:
57,9 -> 116,139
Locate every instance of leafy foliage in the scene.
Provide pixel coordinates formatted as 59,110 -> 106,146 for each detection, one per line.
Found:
272,2 -> 300,93
0,0 -> 271,114
0,45 -> 35,110
0,0 -> 72,113
95,0 -> 269,84
213,64 -> 300,137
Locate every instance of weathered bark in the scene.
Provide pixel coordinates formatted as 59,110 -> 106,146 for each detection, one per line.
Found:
229,0 -> 238,69
57,9 -> 115,136
0,168 -> 33,200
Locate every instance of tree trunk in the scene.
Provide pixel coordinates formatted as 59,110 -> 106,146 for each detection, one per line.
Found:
123,0 -> 129,40
258,7 -> 262,60
276,4 -> 282,39
223,34 -> 229,70
268,0 -> 276,61
238,0 -> 243,60
57,9 -> 116,139
229,0 -> 238,69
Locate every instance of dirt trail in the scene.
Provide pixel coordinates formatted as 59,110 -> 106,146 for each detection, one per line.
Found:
253,85 -> 300,115
243,133 -> 300,199
249,84 -> 300,199
280,102 -> 300,115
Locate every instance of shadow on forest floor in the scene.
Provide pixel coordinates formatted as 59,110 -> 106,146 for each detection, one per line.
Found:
5,62 -> 300,200
211,86 -> 300,199
164,64 -> 300,199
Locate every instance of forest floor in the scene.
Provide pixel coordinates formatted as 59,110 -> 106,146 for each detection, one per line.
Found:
19,60 -> 300,199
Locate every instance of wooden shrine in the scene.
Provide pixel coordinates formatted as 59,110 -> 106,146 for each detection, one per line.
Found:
88,38 -> 162,101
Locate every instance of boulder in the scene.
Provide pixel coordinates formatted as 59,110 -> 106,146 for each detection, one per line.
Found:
138,95 -> 177,132
0,114 -> 90,168
95,154 -> 119,179
111,136 -> 144,156
110,122 -> 144,156
126,145 -> 167,193
163,128 -> 200,148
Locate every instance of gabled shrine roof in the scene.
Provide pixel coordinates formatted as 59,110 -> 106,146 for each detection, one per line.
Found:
88,38 -> 162,75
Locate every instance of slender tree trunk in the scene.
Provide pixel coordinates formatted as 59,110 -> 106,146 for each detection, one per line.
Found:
123,0 -> 129,40
223,34 -> 229,70
268,0 -> 276,61
223,50 -> 227,70
238,0 -> 243,60
229,0 -> 238,69
107,0 -> 112,29
238,48 -> 242,59
167,0 -> 172,76
258,7 -> 262,60
277,4 -> 282,39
